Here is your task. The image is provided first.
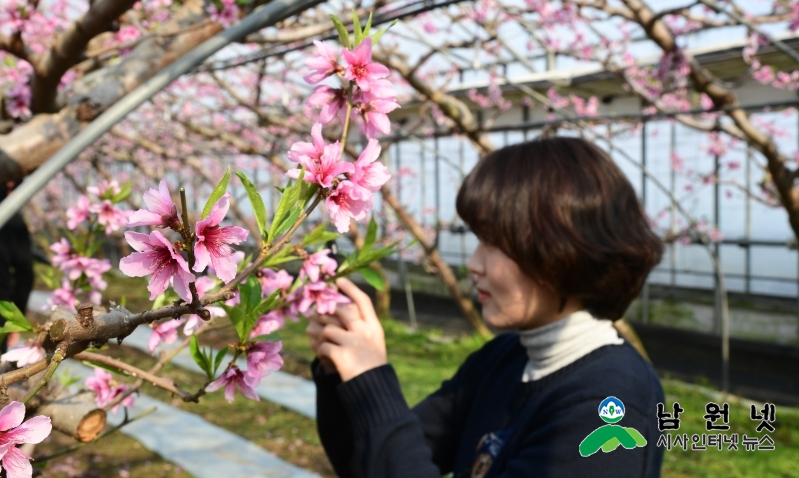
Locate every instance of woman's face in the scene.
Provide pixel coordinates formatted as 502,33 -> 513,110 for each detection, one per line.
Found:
467,240 -> 577,330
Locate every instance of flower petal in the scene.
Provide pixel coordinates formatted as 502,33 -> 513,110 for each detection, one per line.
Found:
0,402 -> 25,432
3,416 -> 52,445
2,446 -> 32,478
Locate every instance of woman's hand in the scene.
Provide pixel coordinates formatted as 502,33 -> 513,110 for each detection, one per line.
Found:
309,278 -> 387,382
306,311 -> 342,375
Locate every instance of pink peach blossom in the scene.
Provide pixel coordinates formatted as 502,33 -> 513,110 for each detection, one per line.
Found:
300,249 -> 337,283
259,269 -> 293,296
287,140 -> 353,189
87,180 -> 121,198
250,311 -> 285,338
355,92 -> 400,139
342,38 -> 389,91
1,343 -> 44,367
244,341 -> 283,387
296,281 -> 350,315
193,193 -> 249,283
127,179 -> 181,228
182,276 -> 225,336
325,180 -> 370,233
90,200 -> 131,235
287,123 -> 326,164
351,139 -> 391,196
85,368 -> 135,413
147,318 -> 185,354
307,86 -> 348,124
119,231 -> 196,302
0,401 -> 52,478
49,280 -> 77,312
304,40 -> 342,84
206,366 -> 259,403
66,195 -> 91,230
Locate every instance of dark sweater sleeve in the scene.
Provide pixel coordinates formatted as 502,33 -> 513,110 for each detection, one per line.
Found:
312,359 -> 360,477
335,364 -> 443,478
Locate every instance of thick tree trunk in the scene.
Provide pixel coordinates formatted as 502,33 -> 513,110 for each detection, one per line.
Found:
0,0 -> 222,184
38,391 -> 107,442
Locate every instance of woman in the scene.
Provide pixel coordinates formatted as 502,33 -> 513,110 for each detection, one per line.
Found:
306,137 -> 665,477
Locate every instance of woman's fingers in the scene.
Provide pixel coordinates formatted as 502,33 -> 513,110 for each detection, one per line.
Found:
320,323 -> 350,345
305,321 -> 325,351
335,278 -> 379,325
334,304 -> 365,329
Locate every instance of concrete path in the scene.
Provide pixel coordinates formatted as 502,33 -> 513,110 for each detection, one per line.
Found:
123,327 -> 317,420
59,361 -> 319,478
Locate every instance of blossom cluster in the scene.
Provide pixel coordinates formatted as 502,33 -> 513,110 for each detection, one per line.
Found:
205,248 -> 349,403
66,180 -> 131,235
292,38 -> 395,232
85,368 -> 135,413
43,180 -> 127,313
119,179 -> 248,302
147,274 -> 231,353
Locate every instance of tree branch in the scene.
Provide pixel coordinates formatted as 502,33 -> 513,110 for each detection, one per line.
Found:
74,351 -> 198,402
30,0 -> 140,114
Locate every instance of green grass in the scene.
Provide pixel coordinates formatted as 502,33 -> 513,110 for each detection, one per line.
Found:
658,379 -> 799,478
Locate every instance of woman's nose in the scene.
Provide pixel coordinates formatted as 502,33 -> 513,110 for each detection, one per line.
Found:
467,243 -> 485,277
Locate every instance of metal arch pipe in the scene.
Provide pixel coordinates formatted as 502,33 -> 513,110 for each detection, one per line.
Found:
0,0 -> 324,229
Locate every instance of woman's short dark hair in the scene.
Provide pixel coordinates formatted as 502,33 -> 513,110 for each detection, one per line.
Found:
456,137 -> 663,320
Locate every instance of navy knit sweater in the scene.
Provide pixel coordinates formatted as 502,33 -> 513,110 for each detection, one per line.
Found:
313,333 -> 664,477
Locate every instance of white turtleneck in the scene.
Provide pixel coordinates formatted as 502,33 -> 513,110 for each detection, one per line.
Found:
519,310 -> 623,382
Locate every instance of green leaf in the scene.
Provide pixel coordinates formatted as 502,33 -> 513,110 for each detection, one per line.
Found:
262,248 -> 300,268
357,242 -> 398,265
269,173 -> 303,240
330,14 -> 351,49
221,305 -> 248,343
252,289 -> 281,318
238,254 -> 253,273
81,360 -> 127,377
363,12 -> 373,38
213,347 -> 229,375
234,171 -> 268,240
250,333 -> 281,343
358,267 -> 385,291
273,205 -> 302,239
371,19 -> 398,45
151,290 -> 178,310
337,250 -> 357,273
0,302 -> 32,332
302,223 -> 339,247
120,296 -> 127,308
362,216 -> 378,254
189,335 -> 212,379
241,275 -> 262,315
85,238 -> 105,259
36,266 -> 60,290
111,182 -> 132,204
202,166 -> 231,219
298,181 -> 318,210
56,371 -> 81,388
352,11 -> 363,47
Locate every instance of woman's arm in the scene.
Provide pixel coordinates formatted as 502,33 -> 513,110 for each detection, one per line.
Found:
311,359 -> 361,477
308,278 -> 474,476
